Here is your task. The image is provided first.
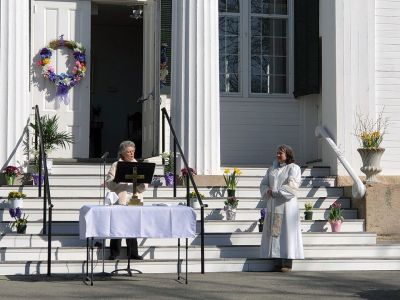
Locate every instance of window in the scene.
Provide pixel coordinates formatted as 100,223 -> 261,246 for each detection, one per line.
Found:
219,0 -> 289,95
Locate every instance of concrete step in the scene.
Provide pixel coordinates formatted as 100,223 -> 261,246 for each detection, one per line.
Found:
0,218 -> 364,235
0,186 -> 344,198
0,197 -> 351,210
2,244 -> 400,261
0,232 -> 376,248
0,207 -> 358,222
221,167 -> 331,177
1,256 -> 399,275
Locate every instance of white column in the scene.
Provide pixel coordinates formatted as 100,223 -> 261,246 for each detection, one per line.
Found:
171,0 -> 220,175
0,0 -> 30,169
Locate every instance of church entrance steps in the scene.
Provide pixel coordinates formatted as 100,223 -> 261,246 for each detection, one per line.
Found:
2,244 -> 400,261
221,166 -> 331,177
0,186 -> 344,198
0,232 -> 377,248
292,258 -> 400,271
0,219 -> 364,235
0,208 -> 358,222
0,197 -> 351,210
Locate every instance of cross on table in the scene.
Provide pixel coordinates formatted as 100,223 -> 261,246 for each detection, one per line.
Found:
125,166 -> 145,205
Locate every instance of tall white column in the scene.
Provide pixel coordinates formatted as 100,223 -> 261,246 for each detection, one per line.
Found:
171,0 -> 220,175
0,0 -> 30,169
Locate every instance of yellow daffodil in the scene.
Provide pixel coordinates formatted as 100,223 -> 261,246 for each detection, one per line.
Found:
224,168 -> 230,174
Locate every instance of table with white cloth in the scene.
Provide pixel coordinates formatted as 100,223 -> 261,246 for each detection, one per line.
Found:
79,204 -> 197,284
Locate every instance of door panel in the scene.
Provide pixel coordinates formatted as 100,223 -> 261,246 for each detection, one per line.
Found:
32,0 -> 90,158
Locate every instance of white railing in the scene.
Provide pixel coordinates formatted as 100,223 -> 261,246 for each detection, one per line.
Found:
315,126 -> 365,199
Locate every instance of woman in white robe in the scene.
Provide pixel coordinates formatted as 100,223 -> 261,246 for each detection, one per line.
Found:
259,144 -> 304,271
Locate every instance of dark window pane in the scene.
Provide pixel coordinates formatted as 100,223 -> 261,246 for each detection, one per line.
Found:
262,18 -> 273,36
225,17 -> 239,35
251,75 -> 262,93
261,37 -> 273,55
219,0 -> 226,12
251,37 -> 262,55
219,36 -> 225,52
275,0 -> 287,14
219,55 -> 225,73
262,0 -> 274,14
219,16 -> 226,33
274,37 -> 287,56
261,75 -> 272,93
227,73 -> 239,92
219,74 -> 226,92
272,75 -> 287,93
251,17 -> 262,36
273,19 -> 287,37
227,0 -> 239,13
251,56 -> 262,76
226,36 -> 239,54
273,57 -> 286,75
251,0 -> 262,13
261,56 -> 273,75
225,55 -> 239,73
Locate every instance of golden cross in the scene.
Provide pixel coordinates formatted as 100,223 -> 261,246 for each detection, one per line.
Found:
125,166 -> 145,194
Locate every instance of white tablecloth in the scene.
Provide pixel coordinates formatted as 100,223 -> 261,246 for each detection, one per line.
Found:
79,205 -> 197,239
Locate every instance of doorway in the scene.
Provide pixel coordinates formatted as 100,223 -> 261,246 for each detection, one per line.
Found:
90,3 -> 143,158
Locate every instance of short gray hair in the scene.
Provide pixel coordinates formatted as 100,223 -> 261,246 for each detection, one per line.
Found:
118,140 -> 136,158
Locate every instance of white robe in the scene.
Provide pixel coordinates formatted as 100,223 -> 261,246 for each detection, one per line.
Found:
259,161 -> 304,259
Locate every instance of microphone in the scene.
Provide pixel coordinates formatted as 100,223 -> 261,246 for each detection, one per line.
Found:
100,152 -> 109,160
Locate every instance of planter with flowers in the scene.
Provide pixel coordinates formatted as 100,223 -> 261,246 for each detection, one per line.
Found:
328,202 -> 344,232
161,152 -> 175,187
180,167 -> 196,187
304,202 -> 313,220
8,191 -> 27,209
354,110 -> 388,183
189,191 -> 205,209
258,208 -> 266,232
9,207 -> 28,234
2,166 -> 21,186
224,196 -> 239,221
223,168 -> 242,197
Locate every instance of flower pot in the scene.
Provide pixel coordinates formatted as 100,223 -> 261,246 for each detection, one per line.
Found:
5,174 -> 15,186
304,211 -> 313,221
330,220 -> 342,232
32,173 -> 45,186
16,224 -> 27,234
165,173 -> 174,187
357,148 -> 385,183
190,197 -> 200,209
225,207 -> 236,221
9,198 -> 24,209
227,189 -> 236,197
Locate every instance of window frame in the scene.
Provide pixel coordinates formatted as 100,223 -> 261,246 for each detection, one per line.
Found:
219,0 -> 293,98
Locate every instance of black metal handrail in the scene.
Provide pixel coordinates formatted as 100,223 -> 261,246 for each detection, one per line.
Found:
33,105 -> 54,276
161,107 -> 207,274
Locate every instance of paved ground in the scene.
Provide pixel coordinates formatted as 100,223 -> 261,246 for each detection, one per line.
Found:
0,271 -> 399,300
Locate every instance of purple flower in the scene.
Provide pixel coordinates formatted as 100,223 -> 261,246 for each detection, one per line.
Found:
73,52 -> 86,62
9,208 -> 16,218
260,208 -> 266,219
39,48 -> 52,58
57,84 -> 69,95
15,207 -> 22,219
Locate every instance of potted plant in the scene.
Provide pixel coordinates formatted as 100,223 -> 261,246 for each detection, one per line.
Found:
2,166 -> 21,186
328,202 -> 344,232
224,196 -> 239,221
189,191 -> 205,209
161,152 -> 175,186
8,191 -> 27,209
304,202 -> 313,220
258,208 -> 266,232
223,168 -> 242,197
9,207 -> 28,234
28,115 -> 74,174
354,109 -> 388,182
180,167 -> 196,187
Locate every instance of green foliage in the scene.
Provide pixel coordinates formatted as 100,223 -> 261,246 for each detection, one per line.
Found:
304,202 -> 313,211
224,197 -> 239,209
328,202 -> 344,222
161,152 -> 175,174
189,191 -> 205,199
8,191 -> 26,199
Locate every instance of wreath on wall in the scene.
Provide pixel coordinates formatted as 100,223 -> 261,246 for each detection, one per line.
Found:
38,35 -> 86,104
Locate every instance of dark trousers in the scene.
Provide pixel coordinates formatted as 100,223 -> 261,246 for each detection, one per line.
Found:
110,238 -> 138,258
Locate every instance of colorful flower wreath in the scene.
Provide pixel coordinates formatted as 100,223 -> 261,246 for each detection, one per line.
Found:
38,35 -> 86,104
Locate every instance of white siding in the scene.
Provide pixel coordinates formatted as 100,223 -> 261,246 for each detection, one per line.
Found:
376,0 -> 400,175
220,97 -> 302,166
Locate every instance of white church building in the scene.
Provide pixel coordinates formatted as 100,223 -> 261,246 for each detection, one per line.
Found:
0,0 -> 399,177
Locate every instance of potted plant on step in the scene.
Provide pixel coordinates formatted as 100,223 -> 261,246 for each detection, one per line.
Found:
2,166 -> 21,186
223,168 -> 241,197
224,196 -> 239,221
328,202 -> 344,232
8,191 -> 27,209
9,207 -> 28,234
189,191 -> 205,209
304,202 -> 313,220
354,109 -> 388,183
258,208 -> 265,232
161,152 -> 175,186
180,167 -> 196,187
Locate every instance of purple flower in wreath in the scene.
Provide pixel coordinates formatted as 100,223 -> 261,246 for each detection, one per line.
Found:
48,71 -> 57,82
73,52 -> 86,62
9,208 -> 16,218
40,48 -> 52,58
57,84 -> 69,95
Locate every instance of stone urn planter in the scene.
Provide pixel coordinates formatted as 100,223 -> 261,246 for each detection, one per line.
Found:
357,148 -> 385,183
